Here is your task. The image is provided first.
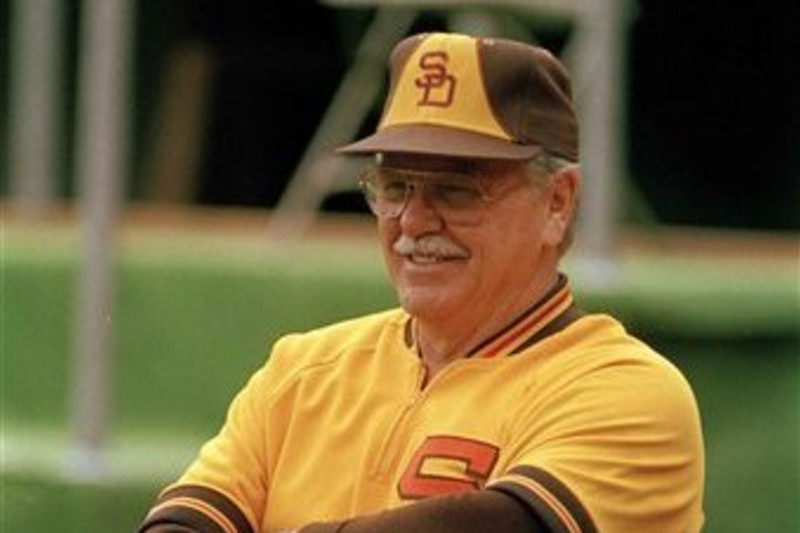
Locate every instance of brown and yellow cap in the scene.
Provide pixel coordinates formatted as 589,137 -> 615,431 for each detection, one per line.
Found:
339,32 -> 579,162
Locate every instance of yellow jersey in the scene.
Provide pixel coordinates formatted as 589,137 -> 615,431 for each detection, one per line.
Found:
140,280 -> 704,533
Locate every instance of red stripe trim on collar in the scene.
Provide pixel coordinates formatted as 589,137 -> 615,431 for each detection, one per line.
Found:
468,277 -> 574,360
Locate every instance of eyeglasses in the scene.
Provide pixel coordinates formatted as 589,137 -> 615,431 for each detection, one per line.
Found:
359,166 -> 494,226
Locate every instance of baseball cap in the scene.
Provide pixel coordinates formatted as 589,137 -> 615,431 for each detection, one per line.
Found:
338,32 -> 579,162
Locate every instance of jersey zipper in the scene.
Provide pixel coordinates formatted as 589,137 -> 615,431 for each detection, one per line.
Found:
371,362 -> 427,480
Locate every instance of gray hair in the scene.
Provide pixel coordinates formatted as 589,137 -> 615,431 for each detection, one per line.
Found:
528,152 -> 576,180
527,152 -> 581,256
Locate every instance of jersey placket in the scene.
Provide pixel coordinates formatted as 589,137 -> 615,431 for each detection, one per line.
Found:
370,353 -> 427,482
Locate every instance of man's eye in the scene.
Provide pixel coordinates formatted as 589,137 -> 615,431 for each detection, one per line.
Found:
379,180 -> 408,201
435,184 -> 482,206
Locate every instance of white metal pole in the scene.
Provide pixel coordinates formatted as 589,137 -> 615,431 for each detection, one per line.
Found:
267,7 -> 418,239
67,0 -> 133,480
570,0 -> 631,285
7,0 -> 62,212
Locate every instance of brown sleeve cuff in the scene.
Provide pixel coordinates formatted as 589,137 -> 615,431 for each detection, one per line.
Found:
138,484 -> 254,533
488,466 -> 596,533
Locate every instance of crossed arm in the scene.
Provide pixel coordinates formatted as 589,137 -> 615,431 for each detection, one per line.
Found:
140,489 -> 548,533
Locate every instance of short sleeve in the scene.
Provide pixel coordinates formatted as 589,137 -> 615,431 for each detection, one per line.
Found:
140,351 -> 282,533
488,346 -> 705,533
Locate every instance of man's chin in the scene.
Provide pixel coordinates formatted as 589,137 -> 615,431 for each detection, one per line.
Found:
396,288 -> 458,321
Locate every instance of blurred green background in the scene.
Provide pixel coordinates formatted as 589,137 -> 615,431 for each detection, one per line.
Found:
2,0 -> 799,531
2,218 -> 798,532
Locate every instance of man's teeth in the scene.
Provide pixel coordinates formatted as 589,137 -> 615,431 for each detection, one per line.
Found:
411,254 -> 444,264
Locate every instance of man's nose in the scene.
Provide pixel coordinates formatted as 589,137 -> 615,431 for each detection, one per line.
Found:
399,184 -> 444,232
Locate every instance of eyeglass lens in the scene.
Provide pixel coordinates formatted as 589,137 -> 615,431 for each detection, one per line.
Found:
361,168 -> 489,226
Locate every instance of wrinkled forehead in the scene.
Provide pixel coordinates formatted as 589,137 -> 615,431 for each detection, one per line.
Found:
377,152 -> 526,179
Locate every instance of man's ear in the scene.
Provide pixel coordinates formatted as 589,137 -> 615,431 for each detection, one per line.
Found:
543,165 -> 581,249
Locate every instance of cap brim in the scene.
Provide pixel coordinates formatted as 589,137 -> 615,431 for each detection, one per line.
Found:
337,124 -> 542,160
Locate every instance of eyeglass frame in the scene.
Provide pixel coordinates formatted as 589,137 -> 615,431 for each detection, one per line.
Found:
359,165 -> 505,226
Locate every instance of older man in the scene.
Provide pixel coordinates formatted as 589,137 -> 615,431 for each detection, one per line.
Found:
139,32 -> 704,533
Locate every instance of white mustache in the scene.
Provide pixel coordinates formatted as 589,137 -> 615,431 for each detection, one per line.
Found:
393,234 -> 470,259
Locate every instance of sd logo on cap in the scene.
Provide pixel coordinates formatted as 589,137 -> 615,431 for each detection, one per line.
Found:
339,32 -> 579,162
